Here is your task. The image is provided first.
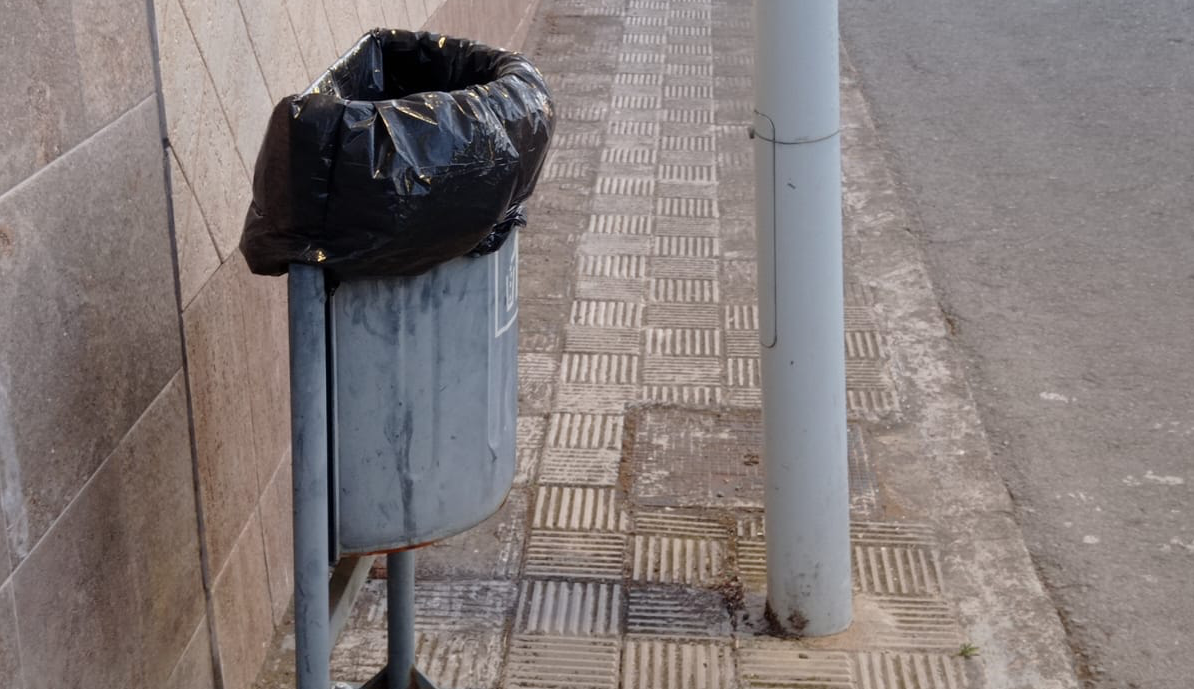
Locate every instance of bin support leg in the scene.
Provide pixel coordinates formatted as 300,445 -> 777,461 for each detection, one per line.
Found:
387,551 -> 416,689
289,265 -> 332,689
360,551 -> 436,689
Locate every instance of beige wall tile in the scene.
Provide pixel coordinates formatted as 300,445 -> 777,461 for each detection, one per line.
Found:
236,267 -> 291,492
259,460 -> 295,625
155,0 -> 205,149
178,0 -> 275,174
0,0 -> 154,196
166,616 -> 217,689
0,0 -> 84,195
157,0 -> 252,259
406,0 -> 430,29
323,0 -> 367,52
12,374 -> 205,689
425,0 -> 445,24
378,1 -> 405,29
354,0 -> 387,32
0,581 -> 20,689
170,151 -> 222,309
423,1 -> 464,38
427,0 -> 538,48
212,510 -> 275,689
69,0 -> 156,126
0,483 -> 10,584
184,256 -> 260,574
192,100 -> 254,258
240,0 -> 312,101
152,0 -> 168,32
285,0 -> 339,78
0,99 -> 181,565
508,0 -> 543,51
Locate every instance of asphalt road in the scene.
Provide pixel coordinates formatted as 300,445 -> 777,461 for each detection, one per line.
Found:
838,2 -> 1194,687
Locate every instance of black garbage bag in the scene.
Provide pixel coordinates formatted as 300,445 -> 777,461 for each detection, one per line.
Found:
240,29 -> 555,278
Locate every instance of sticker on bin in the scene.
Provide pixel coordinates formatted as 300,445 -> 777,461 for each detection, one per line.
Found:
494,233 -> 519,337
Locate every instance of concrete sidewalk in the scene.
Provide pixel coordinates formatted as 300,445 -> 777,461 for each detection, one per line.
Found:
256,0 -> 1081,687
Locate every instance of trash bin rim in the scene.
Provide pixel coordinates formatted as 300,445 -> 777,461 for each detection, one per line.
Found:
299,28 -> 549,110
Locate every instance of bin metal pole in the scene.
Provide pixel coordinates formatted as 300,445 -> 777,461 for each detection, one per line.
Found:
387,551 -> 416,689
289,264 -> 332,688
752,0 -> 852,636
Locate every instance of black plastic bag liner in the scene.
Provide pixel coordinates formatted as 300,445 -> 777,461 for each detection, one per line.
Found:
240,29 -> 555,278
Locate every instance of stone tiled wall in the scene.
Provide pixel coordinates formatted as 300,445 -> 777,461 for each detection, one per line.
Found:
0,1 -> 539,688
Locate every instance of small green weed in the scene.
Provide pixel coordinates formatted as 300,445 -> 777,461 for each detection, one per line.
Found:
956,643 -> 980,659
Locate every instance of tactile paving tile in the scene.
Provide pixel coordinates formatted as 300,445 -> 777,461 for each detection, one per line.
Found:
847,360 -> 891,388
413,581 -> 519,632
853,652 -> 969,689
658,164 -> 716,182
597,176 -> 658,196
539,448 -> 622,485
330,629 -> 505,687
561,104 -> 611,122
614,73 -> 665,85
724,330 -> 757,357
344,579 -> 517,634
866,597 -> 964,652
533,485 -> 627,531
852,524 -> 944,597
645,328 -> 722,356
516,416 -> 547,485
580,255 -> 650,279
651,257 -> 721,280
521,352 -> 561,384
524,530 -> 629,580
610,120 -> 662,137
635,511 -> 731,538
649,278 -> 720,302
627,408 -> 764,508
652,235 -> 721,257
585,214 -> 654,236
739,644 -> 854,689
618,53 -> 667,67
639,384 -> 724,405
848,425 -> 881,519
546,412 -> 624,449
516,580 -> 624,635
656,196 -> 719,218
725,356 -> 760,388
847,389 -> 899,418
556,131 -> 605,149
505,635 -> 623,689
626,586 -> 734,637
561,353 -> 642,384
724,304 -> 759,330
846,330 -> 888,359
622,639 -> 736,689
579,234 -> 655,257
641,356 -> 722,385
662,134 -> 715,150
545,161 -> 594,181
564,326 -> 643,353
631,534 -> 727,585
555,384 -> 640,413
576,278 -> 647,303
571,300 -> 646,328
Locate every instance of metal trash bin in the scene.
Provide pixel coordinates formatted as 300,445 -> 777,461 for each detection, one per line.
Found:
240,27 -> 553,689
332,234 -> 519,555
